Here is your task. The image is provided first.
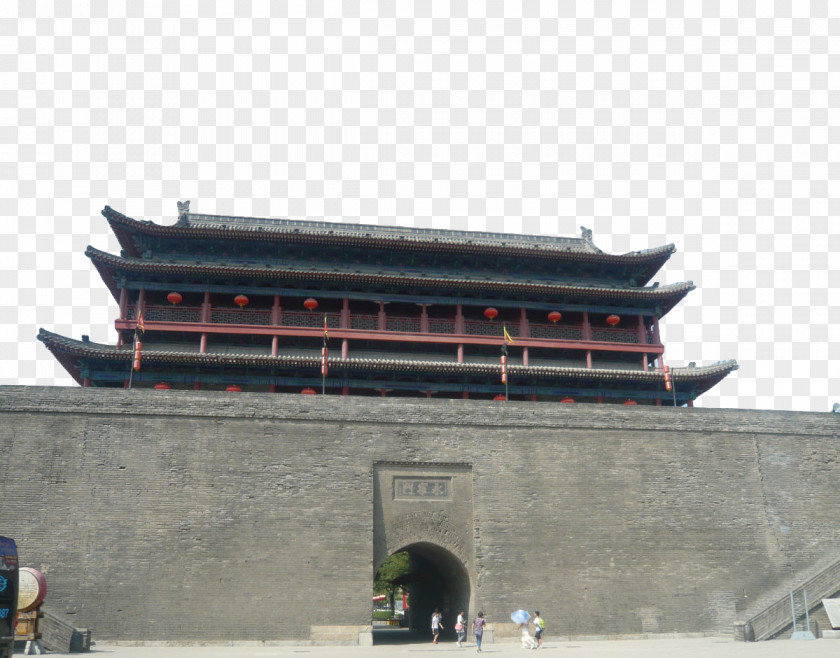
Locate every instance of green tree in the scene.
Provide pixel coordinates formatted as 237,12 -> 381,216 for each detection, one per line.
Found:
374,551 -> 410,614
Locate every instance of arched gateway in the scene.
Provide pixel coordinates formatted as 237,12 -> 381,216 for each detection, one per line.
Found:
373,462 -> 476,641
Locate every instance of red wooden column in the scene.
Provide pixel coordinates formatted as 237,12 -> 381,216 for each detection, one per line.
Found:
653,315 -> 662,344
461,391 -> 469,399
637,314 -> 647,344
341,298 -> 351,360
340,298 -> 350,327
194,382 -> 202,391
582,310 -> 592,341
83,377 -> 91,387
271,294 -> 281,357
342,385 -> 349,396
583,310 -> 592,368
200,291 -> 210,354
519,308 -> 529,337
520,308 -> 529,366
457,344 -> 464,363
455,304 -> 465,334
119,288 -> 128,319
271,295 -> 282,324
200,291 -> 211,322
377,302 -> 386,331
420,304 -> 429,333
117,288 -> 128,348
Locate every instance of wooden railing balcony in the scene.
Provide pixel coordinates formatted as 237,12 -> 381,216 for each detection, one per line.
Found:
125,304 -> 658,347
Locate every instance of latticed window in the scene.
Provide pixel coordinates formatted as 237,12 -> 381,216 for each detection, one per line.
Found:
281,311 -> 326,328
463,320 -> 519,337
529,323 -> 583,340
385,317 -> 421,333
211,308 -> 272,325
591,327 -> 639,343
128,304 -> 202,323
350,315 -> 378,330
428,319 -> 456,334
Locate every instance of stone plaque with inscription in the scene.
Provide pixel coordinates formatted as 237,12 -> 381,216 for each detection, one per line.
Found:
394,476 -> 451,500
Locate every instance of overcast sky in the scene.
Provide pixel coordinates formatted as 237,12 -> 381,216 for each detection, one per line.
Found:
1,2 -> 837,411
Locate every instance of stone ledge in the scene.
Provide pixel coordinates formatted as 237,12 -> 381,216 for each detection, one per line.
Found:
309,625 -> 372,643
2,385 -> 837,436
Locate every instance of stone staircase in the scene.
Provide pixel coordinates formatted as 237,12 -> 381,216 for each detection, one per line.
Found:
734,556 -> 840,641
40,608 -> 91,653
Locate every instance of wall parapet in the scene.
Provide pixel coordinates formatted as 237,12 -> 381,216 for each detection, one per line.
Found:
1,385 -> 838,437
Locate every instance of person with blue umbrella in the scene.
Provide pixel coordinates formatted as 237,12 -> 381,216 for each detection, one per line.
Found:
511,609 -> 538,649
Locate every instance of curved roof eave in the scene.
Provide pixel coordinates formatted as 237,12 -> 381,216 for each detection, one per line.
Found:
85,247 -> 694,314
37,328 -> 738,386
101,206 -> 676,270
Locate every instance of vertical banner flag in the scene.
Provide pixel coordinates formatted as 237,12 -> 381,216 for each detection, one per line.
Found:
503,325 -> 514,344
321,314 -> 329,376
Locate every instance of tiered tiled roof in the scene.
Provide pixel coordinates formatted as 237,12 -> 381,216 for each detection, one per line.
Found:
36,204 -> 737,403
86,245 -> 694,316
102,205 -> 675,284
37,329 -> 738,402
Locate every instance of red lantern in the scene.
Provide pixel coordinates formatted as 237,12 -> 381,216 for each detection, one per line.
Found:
226,385 -> 242,392
304,298 -> 318,311
547,311 -> 562,324
493,394 -> 506,401
623,399 -> 637,405
663,365 -> 672,392
154,382 -> 171,390
301,387 -> 317,395
500,354 -> 507,384
561,397 -> 575,403
484,307 -> 498,321
167,292 -> 182,305
133,340 -> 142,371
606,314 -> 620,326
234,295 -> 249,309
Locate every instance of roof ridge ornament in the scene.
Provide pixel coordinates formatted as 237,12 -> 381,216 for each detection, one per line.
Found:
176,200 -> 190,225
580,226 -> 603,253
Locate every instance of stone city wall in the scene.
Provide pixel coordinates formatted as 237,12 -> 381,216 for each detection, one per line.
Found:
0,386 -> 838,642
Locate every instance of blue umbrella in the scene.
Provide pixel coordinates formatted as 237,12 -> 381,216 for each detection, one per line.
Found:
511,609 -> 531,624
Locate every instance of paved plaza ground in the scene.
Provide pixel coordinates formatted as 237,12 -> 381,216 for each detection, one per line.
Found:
75,636 -> 839,658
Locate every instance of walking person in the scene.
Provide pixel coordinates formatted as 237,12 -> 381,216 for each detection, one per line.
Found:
533,611 -> 545,648
455,610 -> 466,647
431,608 -> 444,644
473,611 -> 486,653
519,621 -> 538,649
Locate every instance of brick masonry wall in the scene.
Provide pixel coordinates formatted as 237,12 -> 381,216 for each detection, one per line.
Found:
0,386 -> 838,642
